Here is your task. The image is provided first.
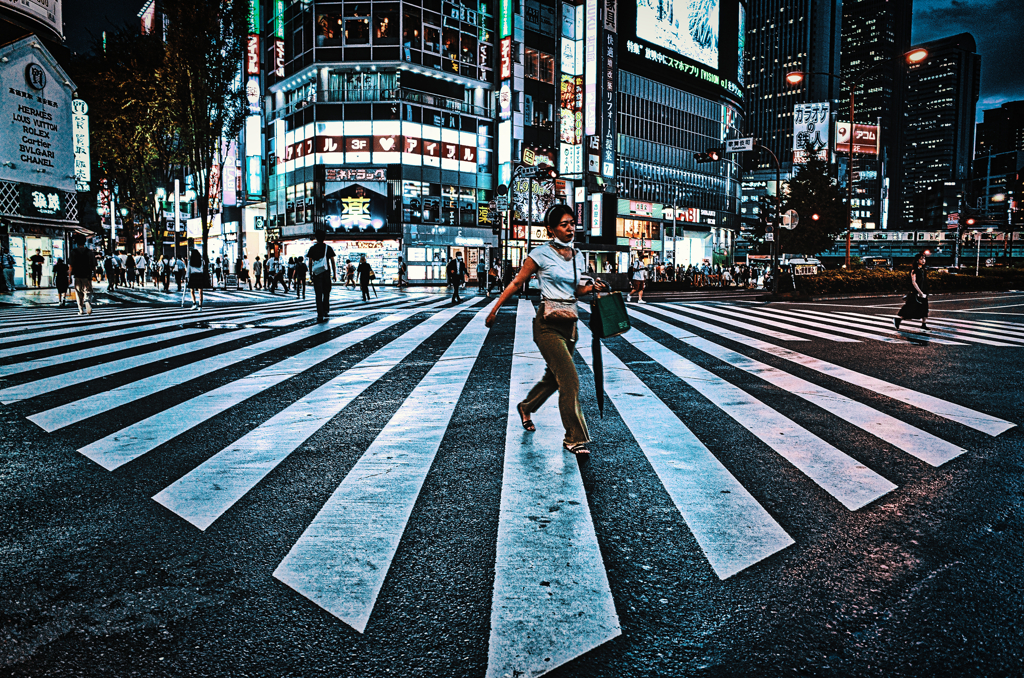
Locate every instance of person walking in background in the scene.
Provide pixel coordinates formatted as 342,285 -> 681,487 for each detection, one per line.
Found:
485,204 -> 608,456
627,260 -> 647,303
174,255 -> 186,291
53,257 -> 69,306
125,250 -> 136,288
293,255 -> 308,300
104,254 -> 116,291
0,246 -> 15,292
345,260 -> 356,288
286,257 -> 296,291
69,235 -> 94,315
187,248 -> 206,310
307,231 -> 337,322
240,256 -> 252,290
447,251 -> 466,303
397,256 -> 408,288
29,248 -> 44,287
160,255 -> 171,292
253,256 -> 263,290
895,251 -> 931,332
357,254 -> 374,302
476,256 -> 487,294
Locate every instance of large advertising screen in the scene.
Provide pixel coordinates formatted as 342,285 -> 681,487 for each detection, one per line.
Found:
636,0 -> 719,70
621,0 -> 743,104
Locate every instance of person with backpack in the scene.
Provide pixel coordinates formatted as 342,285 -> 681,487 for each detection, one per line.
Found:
307,232 -> 337,321
68,235 -> 95,315
187,248 -> 206,310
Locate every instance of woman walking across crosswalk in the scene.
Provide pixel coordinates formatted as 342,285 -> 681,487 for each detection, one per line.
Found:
486,204 -> 608,455
895,251 -> 930,332
186,248 -> 206,311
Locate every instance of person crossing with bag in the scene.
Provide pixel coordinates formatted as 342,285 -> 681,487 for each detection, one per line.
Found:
186,248 -> 206,310
307,232 -> 337,321
485,204 -> 609,456
895,251 -> 931,332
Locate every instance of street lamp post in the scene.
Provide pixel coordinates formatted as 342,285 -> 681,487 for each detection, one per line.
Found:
785,48 -> 928,268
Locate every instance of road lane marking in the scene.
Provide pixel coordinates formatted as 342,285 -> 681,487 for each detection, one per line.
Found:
725,306 -> 908,343
0,328 -> 268,403
27,319 -> 350,433
651,304 -> 809,342
0,327 -> 205,378
270,305 -> 489,631
486,300 -> 620,678
575,321 -> 794,578
643,305 -> 1014,436
153,299 -> 481,531
73,314 -> 417,471
632,307 -> 970,464
676,303 -> 860,343
770,308 -> 965,345
622,328 -> 897,510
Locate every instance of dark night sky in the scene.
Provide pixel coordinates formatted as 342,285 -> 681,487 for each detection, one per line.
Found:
61,0 -> 1024,120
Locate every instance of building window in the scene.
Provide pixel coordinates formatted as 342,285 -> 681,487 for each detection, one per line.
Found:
317,14 -> 343,47
346,18 -> 370,44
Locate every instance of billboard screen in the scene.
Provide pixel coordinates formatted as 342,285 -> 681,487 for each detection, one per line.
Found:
621,0 -> 742,103
636,0 -> 719,70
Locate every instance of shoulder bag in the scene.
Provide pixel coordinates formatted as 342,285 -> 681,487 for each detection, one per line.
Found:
541,244 -> 579,321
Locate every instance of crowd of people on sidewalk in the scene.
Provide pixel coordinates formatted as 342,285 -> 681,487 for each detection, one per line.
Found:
625,260 -> 765,289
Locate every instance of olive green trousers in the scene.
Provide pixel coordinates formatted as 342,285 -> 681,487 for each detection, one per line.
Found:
520,313 -> 590,446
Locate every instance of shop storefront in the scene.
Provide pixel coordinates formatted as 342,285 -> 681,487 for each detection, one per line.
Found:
0,37 -> 82,290
282,236 -> 402,284
404,224 -> 497,284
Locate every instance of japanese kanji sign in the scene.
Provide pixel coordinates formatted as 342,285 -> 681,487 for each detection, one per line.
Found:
793,102 -> 830,164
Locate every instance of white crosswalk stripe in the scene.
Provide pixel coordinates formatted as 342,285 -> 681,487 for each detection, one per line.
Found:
2,295 -> 1016,677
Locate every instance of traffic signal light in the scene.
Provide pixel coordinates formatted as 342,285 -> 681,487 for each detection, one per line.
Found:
541,167 -> 558,180
694,148 -> 724,163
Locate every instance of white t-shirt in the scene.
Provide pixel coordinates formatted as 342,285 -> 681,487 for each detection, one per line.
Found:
527,242 -> 588,300
632,268 -> 647,281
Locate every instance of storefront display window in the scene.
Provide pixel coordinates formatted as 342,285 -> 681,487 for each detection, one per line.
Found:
616,218 -> 661,240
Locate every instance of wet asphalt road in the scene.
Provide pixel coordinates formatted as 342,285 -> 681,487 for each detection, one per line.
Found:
1,290 -> 1022,677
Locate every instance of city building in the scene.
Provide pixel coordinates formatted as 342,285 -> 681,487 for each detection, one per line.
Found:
739,0 -> 842,256
900,33 -> 980,230
973,101 -> 1024,232
0,32 -> 84,289
975,100 -> 1024,158
260,0 -> 497,285
839,0 -> 913,231
611,0 -> 748,270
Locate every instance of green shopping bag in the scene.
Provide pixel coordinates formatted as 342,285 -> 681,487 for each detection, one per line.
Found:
589,291 -> 631,339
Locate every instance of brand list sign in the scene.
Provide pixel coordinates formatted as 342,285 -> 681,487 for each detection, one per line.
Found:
0,42 -> 75,192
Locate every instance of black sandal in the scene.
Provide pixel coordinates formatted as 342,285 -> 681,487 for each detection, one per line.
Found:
516,403 -> 536,432
563,443 -> 590,455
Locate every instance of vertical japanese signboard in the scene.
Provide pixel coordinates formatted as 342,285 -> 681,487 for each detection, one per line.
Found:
792,102 -> 830,164
584,0 -> 598,138
497,0 -> 513,188
601,0 -> 617,181
72,99 -> 90,192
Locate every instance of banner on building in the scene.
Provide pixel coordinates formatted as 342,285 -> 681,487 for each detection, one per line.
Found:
793,102 -> 830,164
836,122 -> 880,155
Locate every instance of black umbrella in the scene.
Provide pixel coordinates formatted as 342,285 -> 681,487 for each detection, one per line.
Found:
590,299 -> 605,418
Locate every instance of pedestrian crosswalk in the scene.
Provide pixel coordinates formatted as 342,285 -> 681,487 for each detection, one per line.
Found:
0,295 -> 1017,677
664,301 -> 1024,347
